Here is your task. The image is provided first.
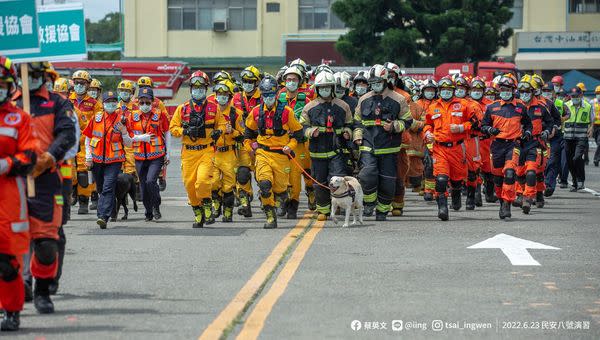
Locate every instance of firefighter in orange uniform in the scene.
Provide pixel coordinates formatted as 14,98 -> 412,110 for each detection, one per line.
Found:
232,65 -> 262,217
16,62 -> 77,315
481,76 -> 533,220
117,80 -> 139,182
127,87 -> 171,222
423,77 -> 475,221
244,76 -> 304,229
0,56 -> 38,331
69,70 -> 102,215
417,79 -> 438,202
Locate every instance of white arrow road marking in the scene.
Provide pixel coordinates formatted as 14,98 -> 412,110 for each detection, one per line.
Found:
581,188 -> 600,197
468,233 -> 560,266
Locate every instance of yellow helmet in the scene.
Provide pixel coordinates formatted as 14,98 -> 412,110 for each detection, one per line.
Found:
90,78 -> 103,90
72,70 -> 91,82
577,82 -> 586,91
520,74 -> 538,90
213,80 -> 235,95
531,74 -> 544,89
118,79 -> 135,92
212,70 -> 232,84
53,77 -> 69,93
137,76 -> 153,88
595,85 -> 600,94
241,65 -> 261,82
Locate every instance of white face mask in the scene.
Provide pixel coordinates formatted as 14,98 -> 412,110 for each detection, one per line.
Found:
596,94 -> 600,101
553,85 -> 561,92
371,82 -> 385,93
470,90 -> 483,100
454,88 -> 466,98
28,76 -> 44,91
87,90 -> 98,99
191,88 -> 206,101
499,91 -> 513,101
355,85 -> 367,96
263,96 -> 276,107
140,104 -> 152,113
119,91 -> 131,102
216,94 -> 230,105
424,90 -> 435,100
440,89 -> 453,100
74,84 -> 87,95
45,82 -> 54,92
519,92 -> 532,103
485,95 -> 496,102
285,81 -> 299,92
572,97 -> 582,106
334,86 -> 346,98
318,87 -> 332,98
242,82 -> 255,93
0,88 -> 8,103
104,102 -> 118,113
542,92 -> 553,99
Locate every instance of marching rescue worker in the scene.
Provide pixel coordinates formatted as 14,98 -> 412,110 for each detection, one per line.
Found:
481,76 -> 533,220
405,81 -> 427,197
232,66 -> 262,217
211,80 -> 244,222
83,91 -> 136,228
244,76 -> 303,229
301,71 -> 353,220
88,78 -> 103,102
542,83 -> 571,195
70,70 -> 102,215
354,64 -> 411,221
126,88 -> 171,222
289,58 -> 316,100
333,71 -> 358,174
454,75 -> 482,210
563,87 -> 593,191
53,78 -> 70,97
484,86 -> 497,102
513,77 -> 553,213
0,56 -> 37,331
16,62 -> 77,315
352,71 -> 369,99
384,62 -> 410,101
551,75 -> 564,94
470,78 -> 496,204
423,76 -> 475,221
591,86 -> 600,167
170,71 -> 223,228
278,66 -> 314,218
417,79 -> 438,202
117,80 -> 139,184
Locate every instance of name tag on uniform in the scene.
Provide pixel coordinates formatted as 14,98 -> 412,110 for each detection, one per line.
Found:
451,112 -> 463,117
431,114 -> 441,120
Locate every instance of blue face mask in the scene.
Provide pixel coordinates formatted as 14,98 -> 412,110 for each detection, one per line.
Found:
571,97 -> 582,106
29,76 -> 44,91
454,88 -> 466,98
263,95 -> 276,107
440,89 -> 453,100
104,102 -> 118,113
499,91 -> 513,101
74,83 -> 87,95
519,92 -> 532,103
191,88 -> 206,101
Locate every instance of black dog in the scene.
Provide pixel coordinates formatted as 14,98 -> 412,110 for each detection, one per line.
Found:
111,173 -> 138,222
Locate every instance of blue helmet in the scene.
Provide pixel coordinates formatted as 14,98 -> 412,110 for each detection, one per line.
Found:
259,75 -> 278,95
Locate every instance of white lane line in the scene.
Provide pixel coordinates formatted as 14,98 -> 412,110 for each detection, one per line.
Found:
581,188 -> 600,197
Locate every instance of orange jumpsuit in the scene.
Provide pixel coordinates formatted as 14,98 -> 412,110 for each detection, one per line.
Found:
417,98 -> 436,197
463,98 -> 483,188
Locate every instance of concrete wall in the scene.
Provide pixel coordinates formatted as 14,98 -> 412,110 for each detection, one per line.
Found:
568,13 -> 600,31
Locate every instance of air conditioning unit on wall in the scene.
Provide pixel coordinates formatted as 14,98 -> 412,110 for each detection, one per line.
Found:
213,8 -> 228,32
213,21 -> 227,32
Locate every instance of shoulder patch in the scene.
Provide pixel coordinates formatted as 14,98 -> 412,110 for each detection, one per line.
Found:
152,113 -> 159,121
95,113 -> 103,122
4,112 -> 22,126
133,113 -> 140,121
452,103 -> 462,110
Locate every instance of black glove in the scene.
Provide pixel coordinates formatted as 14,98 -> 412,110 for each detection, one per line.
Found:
484,126 -> 500,136
211,129 -> 223,141
521,130 -> 532,142
183,127 -> 191,136
540,130 -> 550,141
402,118 -> 414,131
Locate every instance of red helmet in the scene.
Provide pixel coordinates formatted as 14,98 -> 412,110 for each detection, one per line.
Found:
0,55 -> 18,83
551,75 -> 564,86
470,77 -> 485,89
189,70 -> 210,86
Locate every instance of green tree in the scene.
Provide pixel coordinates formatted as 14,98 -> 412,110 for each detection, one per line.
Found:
85,12 -> 122,60
333,0 -> 514,66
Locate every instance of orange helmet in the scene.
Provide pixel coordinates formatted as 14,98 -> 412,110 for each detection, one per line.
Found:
470,77 -> 485,89
189,70 -> 210,86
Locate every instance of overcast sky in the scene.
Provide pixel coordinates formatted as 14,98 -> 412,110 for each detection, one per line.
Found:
81,0 -> 120,22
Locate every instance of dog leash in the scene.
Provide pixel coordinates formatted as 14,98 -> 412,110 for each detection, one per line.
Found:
268,146 -> 331,191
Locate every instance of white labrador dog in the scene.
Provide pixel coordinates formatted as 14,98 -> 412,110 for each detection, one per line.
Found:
329,176 -> 364,227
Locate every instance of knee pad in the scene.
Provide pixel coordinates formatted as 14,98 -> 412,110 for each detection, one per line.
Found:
467,171 -> 477,183
450,180 -> 463,190
504,169 -> 516,185
0,254 -> 19,282
435,175 -> 449,193
258,180 -> 272,198
222,191 -> 235,207
526,170 -> 537,187
77,172 -> 89,188
493,175 -> 504,187
236,166 -> 251,185
33,239 -> 58,266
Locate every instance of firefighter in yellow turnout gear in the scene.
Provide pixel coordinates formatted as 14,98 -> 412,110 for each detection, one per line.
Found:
211,80 -> 245,222
244,76 -> 304,229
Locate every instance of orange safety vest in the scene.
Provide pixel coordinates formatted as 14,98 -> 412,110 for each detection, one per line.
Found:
85,111 -> 127,164
128,109 -> 168,161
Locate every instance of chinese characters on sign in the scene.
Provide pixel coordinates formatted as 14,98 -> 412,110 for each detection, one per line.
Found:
38,23 -> 81,44
518,32 -> 600,51
0,0 -> 40,56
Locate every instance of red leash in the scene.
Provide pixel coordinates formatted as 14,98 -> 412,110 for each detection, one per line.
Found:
269,146 -> 331,191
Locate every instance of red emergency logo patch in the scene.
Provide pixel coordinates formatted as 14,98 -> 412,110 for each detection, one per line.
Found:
515,107 -> 522,113
452,103 -> 461,110
4,112 -> 22,126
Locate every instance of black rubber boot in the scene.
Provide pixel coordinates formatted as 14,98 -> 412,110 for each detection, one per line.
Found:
237,191 -> 252,217
264,205 -> 278,229
277,199 -> 288,217
423,192 -> 434,202
522,197 -> 531,214
286,199 -> 299,220
451,189 -> 462,211
212,191 -> 222,219
203,199 -> 215,225
89,191 -> 98,211
158,177 -> 167,191
536,192 -> 545,208
77,196 -> 89,215
1,311 -> 20,331
153,206 -> 162,220
306,187 -> 316,211
466,186 -> 476,210
48,280 -> 59,295
34,279 -> 55,314
512,194 -> 523,208
484,177 -> 497,203
544,188 -> 554,197
375,211 -> 387,221
500,200 -> 512,220
363,203 -> 375,216
474,184 -> 483,207
24,280 -> 33,302
222,206 -> 233,222
437,196 -> 449,221
192,206 -> 204,228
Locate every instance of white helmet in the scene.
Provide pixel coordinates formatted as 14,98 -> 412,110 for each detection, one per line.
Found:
314,64 -> 333,76
383,62 -> 401,78
404,78 -> 417,92
314,71 -> 336,88
334,71 -> 352,89
289,58 -> 307,73
283,66 -> 303,81
368,64 -> 389,83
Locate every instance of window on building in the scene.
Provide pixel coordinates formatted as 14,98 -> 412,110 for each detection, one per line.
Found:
299,0 -> 345,30
570,0 -> 600,13
266,2 -> 280,13
506,0 -> 523,29
167,0 -> 257,31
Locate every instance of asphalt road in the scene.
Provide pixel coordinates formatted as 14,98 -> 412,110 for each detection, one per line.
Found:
11,140 -> 600,340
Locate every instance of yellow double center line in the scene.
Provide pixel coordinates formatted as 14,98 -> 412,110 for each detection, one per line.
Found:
199,213 -> 324,340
